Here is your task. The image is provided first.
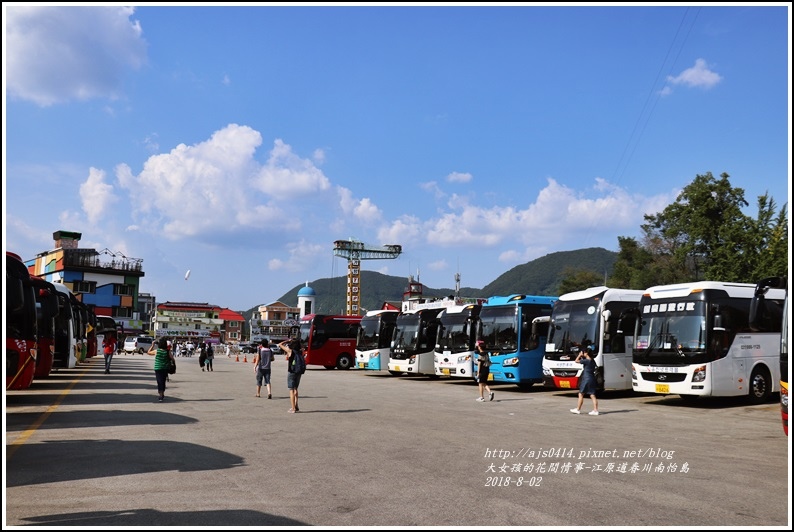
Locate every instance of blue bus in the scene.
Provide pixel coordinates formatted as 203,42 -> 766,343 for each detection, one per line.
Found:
477,294 -> 557,390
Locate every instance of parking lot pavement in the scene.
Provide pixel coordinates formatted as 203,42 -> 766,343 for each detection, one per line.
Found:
5,354 -> 790,527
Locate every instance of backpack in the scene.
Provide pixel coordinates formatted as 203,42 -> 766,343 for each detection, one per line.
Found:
291,349 -> 306,375
259,348 -> 272,370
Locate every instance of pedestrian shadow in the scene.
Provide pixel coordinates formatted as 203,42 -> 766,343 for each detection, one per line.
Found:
17,508 -> 305,527
287,408 -> 371,414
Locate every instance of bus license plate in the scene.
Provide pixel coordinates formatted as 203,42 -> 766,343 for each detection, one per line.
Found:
560,381 -> 571,388
394,366 -> 401,372
358,363 -> 364,369
487,373 -> 493,381
656,384 -> 670,393
442,368 -> 450,375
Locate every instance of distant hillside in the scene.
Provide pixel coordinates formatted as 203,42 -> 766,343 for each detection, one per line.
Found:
481,247 -> 617,296
239,247 -> 617,325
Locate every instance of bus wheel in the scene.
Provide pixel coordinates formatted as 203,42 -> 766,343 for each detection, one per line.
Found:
748,366 -> 772,404
336,354 -> 354,370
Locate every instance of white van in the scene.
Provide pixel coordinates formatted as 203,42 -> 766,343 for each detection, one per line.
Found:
124,336 -> 155,354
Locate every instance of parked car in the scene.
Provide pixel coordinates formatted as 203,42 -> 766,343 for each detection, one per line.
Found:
270,344 -> 283,355
124,336 -> 155,354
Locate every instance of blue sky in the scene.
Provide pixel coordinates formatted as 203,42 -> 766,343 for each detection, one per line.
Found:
3,4 -> 791,312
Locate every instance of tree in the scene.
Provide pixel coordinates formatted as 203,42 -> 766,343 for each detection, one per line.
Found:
613,172 -> 788,285
558,267 -> 605,294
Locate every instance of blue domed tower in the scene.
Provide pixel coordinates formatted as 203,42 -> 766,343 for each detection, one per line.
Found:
297,282 -> 316,318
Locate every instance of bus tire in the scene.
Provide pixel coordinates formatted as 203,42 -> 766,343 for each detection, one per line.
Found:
336,354 -> 354,370
748,366 -> 772,404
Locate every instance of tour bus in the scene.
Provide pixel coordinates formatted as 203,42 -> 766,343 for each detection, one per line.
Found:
6,252 -> 38,390
476,294 -> 557,389
31,277 -> 60,379
297,314 -> 362,370
388,305 -> 445,376
631,281 -> 785,404
749,276 -> 788,433
51,282 -> 80,370
543,286 -> 644,392
433,303 -> 482,379
356,309 -> 399,370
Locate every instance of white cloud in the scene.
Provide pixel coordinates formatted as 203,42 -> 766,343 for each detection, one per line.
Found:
666,58 -> 723,90
446,171 -> 473,183
79,167 -> 117,224
252,139 -> 332,199
6,6 -> 147,106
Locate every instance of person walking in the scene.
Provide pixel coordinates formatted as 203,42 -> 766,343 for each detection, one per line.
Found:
147,337 -> 175,402
253,340 -> 273,398
474,340 -> 495,402
102,333 -> 116,374
280,338 -> 305,413
198,342 -> 206,370
571,344 -> 599,415
205,343 -> 214,371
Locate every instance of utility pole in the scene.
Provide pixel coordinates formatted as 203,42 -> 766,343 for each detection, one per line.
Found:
332,239 -> 402,315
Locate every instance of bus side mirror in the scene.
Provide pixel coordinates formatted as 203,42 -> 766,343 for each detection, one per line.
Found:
713,314 -> 726,332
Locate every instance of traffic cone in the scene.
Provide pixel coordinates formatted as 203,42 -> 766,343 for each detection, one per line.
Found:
243,354 -> 248,363
235,353 -> 239,362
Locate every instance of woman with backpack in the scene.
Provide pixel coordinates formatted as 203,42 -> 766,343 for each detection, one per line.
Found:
474,340 -> 495,402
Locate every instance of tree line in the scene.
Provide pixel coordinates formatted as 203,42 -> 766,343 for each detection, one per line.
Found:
560,171 -> 788,293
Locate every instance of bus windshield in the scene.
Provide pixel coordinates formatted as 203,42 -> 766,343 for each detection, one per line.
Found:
546,299 -> 599,356
357,316 -> 383,350
393,316 -> 420,352
436,314 -> 473,353
633,301 -> 710,364
478,307 -> 518,353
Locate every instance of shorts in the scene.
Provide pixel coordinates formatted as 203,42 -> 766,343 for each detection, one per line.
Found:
256,369 -> 271,386
287,372 -> 302,390
476,369 -> 490,384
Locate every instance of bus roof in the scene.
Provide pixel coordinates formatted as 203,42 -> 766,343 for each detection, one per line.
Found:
557,286 -> 644,303
643,281 -> 787,300
484,294 -> 557,306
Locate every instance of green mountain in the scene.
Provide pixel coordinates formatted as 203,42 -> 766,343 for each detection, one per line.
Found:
239,247 -> 617,324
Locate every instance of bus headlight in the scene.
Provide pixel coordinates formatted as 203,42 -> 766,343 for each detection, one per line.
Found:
781,386 -> 788,408
542,367 -> 552,377
457,355 -> 470,364
370,352 -> 379,360
691,365 -> 706,382
631,365 -> 637,380
502,357 -> 519,367
409,356 -> 417,364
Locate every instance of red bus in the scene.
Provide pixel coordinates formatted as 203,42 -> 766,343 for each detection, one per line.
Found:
297,314 -> 362,370
6,252 -> 38,390
30,277 -> 60,379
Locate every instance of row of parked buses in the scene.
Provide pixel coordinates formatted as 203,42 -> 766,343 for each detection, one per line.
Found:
330,280 -> 787,433
5,251 -> 119,391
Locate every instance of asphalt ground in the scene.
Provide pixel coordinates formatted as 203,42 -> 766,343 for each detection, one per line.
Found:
4,352 -> 791,528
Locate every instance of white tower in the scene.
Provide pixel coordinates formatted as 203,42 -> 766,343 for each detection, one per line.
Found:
297,281 -> 316,318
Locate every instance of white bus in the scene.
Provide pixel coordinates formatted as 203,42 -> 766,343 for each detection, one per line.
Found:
542,286 -> 644,392
631,281 -> 786,403
388,305 -> 446,377
433,303 -> 482,379
355,309 -> 399,370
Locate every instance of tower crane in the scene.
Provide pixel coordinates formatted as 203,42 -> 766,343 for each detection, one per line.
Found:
333,239 -> 403,315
